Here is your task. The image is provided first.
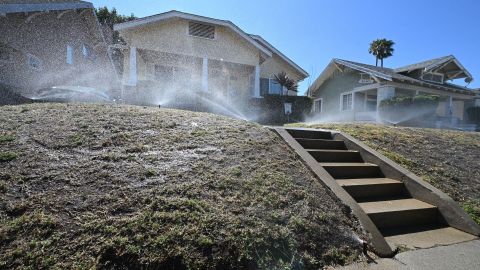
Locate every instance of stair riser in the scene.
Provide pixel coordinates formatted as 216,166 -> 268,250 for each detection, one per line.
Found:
296,139 -> 347,150
324,166 -> 384,179
369,208 -> 440,230
309,151 -> 363,163
287,129 -> 332,139
343,184 -> 407,200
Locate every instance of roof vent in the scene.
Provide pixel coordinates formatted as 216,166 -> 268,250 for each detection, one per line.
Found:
188,22 -> 215,39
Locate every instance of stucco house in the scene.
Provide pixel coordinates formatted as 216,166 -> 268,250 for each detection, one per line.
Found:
307,56 -> 480,126
113,10 -> 308,108
0,0 -> 116,97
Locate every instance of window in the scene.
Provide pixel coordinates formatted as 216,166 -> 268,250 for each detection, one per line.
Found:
82,44 -> 96,61
313,98 -> 323,113
359,73 -> 374,84
66,45 -> 73,65
269,79 -> 282,95
341,92 -> 353,111
27,54 -> 42,70
421,72 -> 444,83
188,22 -> 215,39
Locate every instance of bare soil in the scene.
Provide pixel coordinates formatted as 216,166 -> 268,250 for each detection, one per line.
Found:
0,103 -> 364,269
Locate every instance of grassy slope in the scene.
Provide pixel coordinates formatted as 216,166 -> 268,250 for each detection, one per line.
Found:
290,123 -> 480,225
0,104 -> 363,269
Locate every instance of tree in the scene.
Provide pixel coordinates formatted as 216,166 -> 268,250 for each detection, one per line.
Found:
95,7 -> 136,44
95,7 -> 136,77
368,39 -> 395,67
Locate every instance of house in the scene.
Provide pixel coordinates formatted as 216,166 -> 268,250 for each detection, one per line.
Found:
0,0 -> 117,97
307,56 -> 480,126
113,10 -> 308,108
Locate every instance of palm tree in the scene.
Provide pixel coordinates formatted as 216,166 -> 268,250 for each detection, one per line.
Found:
368,39 -> 395,67
274,71 -> 297,95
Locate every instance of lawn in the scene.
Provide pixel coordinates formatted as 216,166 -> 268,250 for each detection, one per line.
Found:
0,103 -> 364,269
289,122 -> 480,225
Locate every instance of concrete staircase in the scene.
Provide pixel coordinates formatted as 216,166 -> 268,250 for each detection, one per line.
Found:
277,128 -> 479,253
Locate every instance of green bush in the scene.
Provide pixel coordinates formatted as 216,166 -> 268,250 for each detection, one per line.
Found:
378,95 -> 440,124
466,106 -> 480,124
379,94 -> 440,108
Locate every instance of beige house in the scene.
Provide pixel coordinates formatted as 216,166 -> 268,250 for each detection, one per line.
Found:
113,10 -> 308,106
0,0 -> 116,96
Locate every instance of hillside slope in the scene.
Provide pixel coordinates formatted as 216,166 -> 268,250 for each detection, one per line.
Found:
290,123 -> 480,225
0,104 -> 363,269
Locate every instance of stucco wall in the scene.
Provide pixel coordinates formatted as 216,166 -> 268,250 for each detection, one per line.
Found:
312,69 -> 364,121
119,19 -> 261,67
260,54 -> 303,82
0,10 -> 116,95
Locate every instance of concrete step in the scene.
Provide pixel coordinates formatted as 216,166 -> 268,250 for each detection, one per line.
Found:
287,129 -> 332,139
382,225 -> 478,250
337,178 -> 408,200
360,198 -> 440,229
297,138 -> 347,150
308,149 -> 364,163
320,162 -> 384,179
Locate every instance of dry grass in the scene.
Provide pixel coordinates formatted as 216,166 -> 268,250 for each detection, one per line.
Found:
0,103 -> 364,269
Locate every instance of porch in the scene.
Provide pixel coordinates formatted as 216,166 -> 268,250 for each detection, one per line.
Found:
350,82 -> 476,127
121,47 -> 265,106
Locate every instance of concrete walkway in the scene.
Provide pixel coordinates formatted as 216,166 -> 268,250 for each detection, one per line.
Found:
339,239 -> 480,270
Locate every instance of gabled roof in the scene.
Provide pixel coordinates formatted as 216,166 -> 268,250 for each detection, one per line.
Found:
394,55 -> 473,82
114,10 -> 272,57
308,58 -> 476,97
249,34 -> 308,78
0,0 -> 92,13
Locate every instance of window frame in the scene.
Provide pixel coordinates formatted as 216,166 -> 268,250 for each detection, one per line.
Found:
340,92 -> 354,111
82,43 -> 96,61
313,98 -> 323,113
421,72 -> 444,84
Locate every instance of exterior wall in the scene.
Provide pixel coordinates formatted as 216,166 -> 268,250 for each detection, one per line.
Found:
311,69 -> 365,121
436,100 -> 465,120
260,54 -> 304,82
0,9 -> 116,95
119,19 -> 261,67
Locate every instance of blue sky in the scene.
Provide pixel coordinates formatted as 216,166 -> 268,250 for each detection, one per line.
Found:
90,0 -> 480,94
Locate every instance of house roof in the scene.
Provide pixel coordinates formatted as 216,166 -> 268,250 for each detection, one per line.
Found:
114,10 -> 272,57
0,0 -> 92,13
249,34 -> 308,78
394,55 -> 473,82
114,10 -> 308,78
308,58 -> 477,97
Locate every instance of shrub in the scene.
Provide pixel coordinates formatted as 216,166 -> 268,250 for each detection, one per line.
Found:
378,95 -> 440,124
249,95 -> 313,124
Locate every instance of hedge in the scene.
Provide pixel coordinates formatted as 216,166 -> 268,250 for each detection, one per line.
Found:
466,106 -> 480,124
248,94 -> 313,124
377,95 -> 440,125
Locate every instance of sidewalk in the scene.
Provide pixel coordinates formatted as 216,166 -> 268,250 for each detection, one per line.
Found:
339,239 -> 480,270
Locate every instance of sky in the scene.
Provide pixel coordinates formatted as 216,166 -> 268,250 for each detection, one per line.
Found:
90,0 -> 480,94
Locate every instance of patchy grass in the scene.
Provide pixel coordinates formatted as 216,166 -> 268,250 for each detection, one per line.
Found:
0,152 -> 17,162
0,103 -> 364,269
289,123 -> 480,225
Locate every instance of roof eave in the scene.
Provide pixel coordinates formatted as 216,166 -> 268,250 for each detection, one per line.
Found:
249,35 -> 308,78
114,10 -> 272,57
0,2 -> 93,14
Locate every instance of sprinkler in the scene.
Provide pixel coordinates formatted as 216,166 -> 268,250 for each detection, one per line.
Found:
158,104 -> 161,109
